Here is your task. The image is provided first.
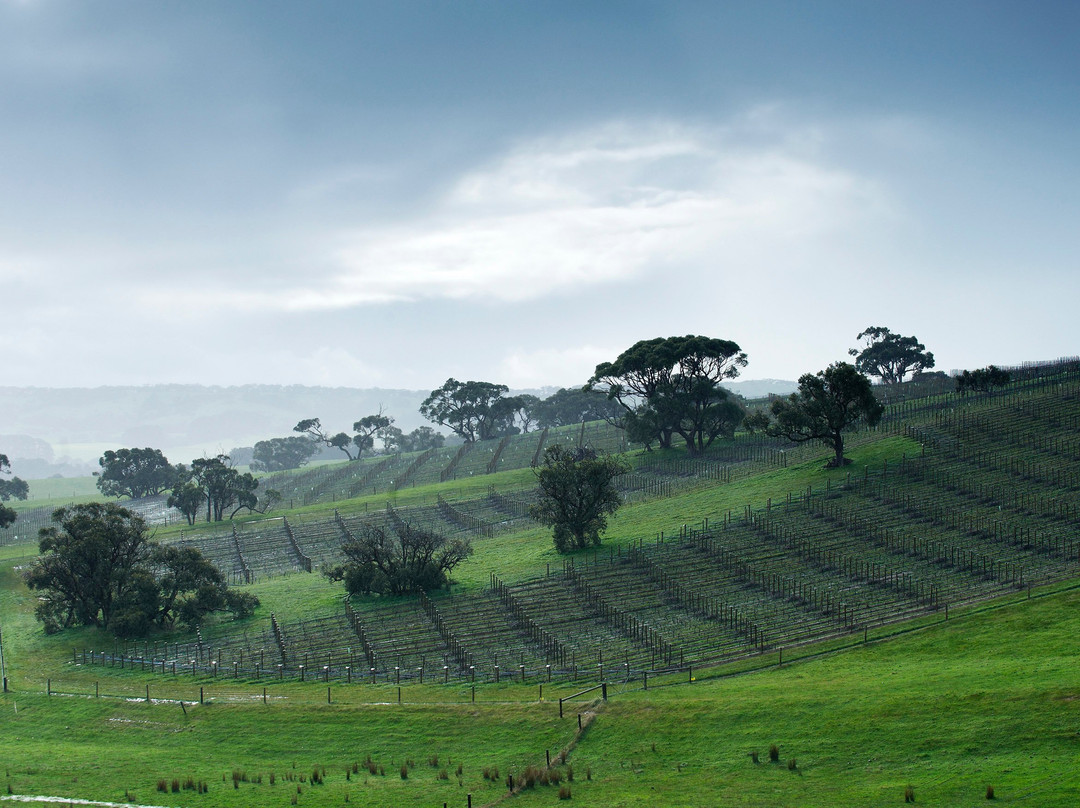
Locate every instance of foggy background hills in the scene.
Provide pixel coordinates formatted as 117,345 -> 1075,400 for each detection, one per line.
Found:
0,379 -> 796,478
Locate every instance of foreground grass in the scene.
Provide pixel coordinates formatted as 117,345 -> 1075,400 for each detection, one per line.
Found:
4,549 -> 1079,806
537,587 -> 1080,807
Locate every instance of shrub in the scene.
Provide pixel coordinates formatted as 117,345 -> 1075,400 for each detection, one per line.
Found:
986,785 -> 995,800
750,751 -> 759,764
768,744 -> 780,762
548,768 -> 563,785
788,758 -> 797,771
455,762 -> 463,776
399,765 -> 408,780
558,784 -> 572,800
522,765 -> 541,788
429,755 -> 439,767
586,767 -> 592,781
438,769 -> 449,781
156,780 -> 167,793
905,785 -> 915,803
566,765 -> 574,781
171,779 -> 180,793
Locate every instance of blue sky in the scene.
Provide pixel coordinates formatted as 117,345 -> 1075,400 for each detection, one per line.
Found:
2,1 -> 1078,391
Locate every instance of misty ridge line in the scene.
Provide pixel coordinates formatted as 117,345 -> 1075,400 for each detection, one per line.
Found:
0,380 -> 798,474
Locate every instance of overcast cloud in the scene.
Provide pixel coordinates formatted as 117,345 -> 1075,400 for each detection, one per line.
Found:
2,1 -> 1079,391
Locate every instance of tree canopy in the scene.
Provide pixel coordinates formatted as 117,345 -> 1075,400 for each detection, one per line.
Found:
24,502 -> 257,637
956,365 -> 1011,394
95,447 -> 176,500
587,335 -> 748,456
294,412 -> 394,461
168,455 -> 277,524
327,519 -> 472,596
752,362 -> 883,468
0,452 -> 29,529
419,379 -> 523,442
534,387 -> 623,428
849,326 -> 935,385
251,436 -> 320,472
381,425 -> 447,454
529,445 -> 630,553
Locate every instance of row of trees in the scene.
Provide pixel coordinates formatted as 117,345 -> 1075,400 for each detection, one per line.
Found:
95,448 -> 278,525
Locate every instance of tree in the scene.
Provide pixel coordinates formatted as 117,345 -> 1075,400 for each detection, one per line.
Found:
251,436 -> 320,472
382,426 -> 447,454
419,379 -> 522,442
529,445 -> 630,553
0,452 -> 29,529
352,412 -> 395,457
24,503 -> 154,632
24,502 -> 259,636
515,394 -> 543,434
149,545 -> 258,630
956,365 -> 1011,394
757,362 -> 883,468
168,456 -> 273,523
166,475 -> 204,526
96,448 -> 176,500
587,335 -> 748,456
294,412 -> 394,461
328,520 -> 472,596
849,326 -> 935,385
535,387 -> 623,428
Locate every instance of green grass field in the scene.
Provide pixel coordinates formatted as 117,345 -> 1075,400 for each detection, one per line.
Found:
2,559 -> 1078,806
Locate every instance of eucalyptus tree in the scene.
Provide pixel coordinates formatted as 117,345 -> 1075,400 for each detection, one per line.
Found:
849,326 -> 935,385
750,362 -> 883,468
587,335 -> 748,455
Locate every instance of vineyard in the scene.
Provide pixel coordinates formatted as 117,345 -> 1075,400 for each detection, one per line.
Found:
83,360 -> 1080,686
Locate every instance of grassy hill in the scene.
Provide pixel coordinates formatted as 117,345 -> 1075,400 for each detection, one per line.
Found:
2,360 -> 1079,805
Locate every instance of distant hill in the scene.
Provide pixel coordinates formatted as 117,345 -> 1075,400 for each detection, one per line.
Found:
722,378 -> 799,399
0,379 -> 797,473
0,385 -> 432,469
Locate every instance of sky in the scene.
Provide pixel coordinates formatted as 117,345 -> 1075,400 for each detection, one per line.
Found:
2,0 -> 1079,392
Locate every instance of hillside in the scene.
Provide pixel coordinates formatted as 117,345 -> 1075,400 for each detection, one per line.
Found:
2,360 -> 1079,805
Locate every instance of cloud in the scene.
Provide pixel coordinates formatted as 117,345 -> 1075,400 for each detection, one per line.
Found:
135,115 -> 889,316
302,120 -> 889,309
498,344 -> 614,390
